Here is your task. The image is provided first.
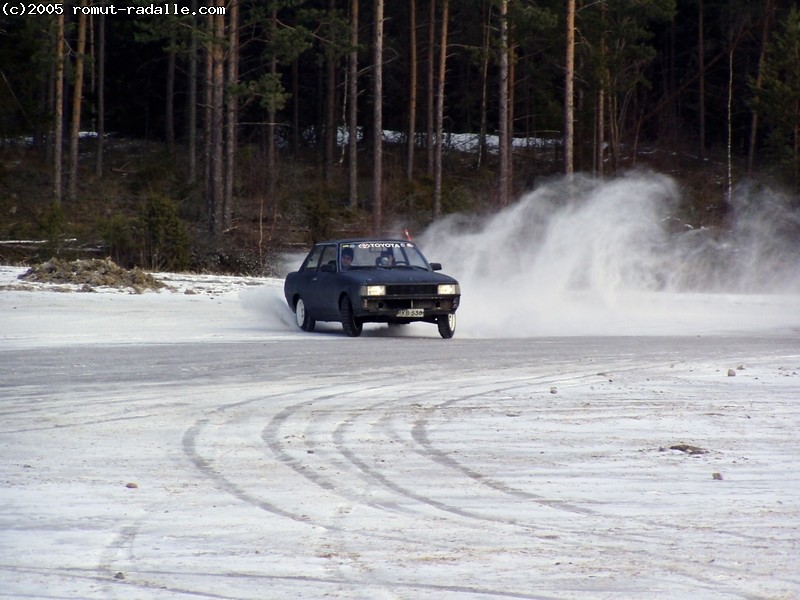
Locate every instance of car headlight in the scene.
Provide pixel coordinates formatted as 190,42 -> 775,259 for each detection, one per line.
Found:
364,285 -> 386,296
438,283 -> 459,295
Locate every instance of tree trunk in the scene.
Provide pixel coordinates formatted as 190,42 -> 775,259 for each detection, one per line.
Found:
262,8 -> 279,267
188,0 -> 198,184
68,4 -> 87,202
292,58 -> 300,154
406,0 -> 417,181
211,7 -> 225,236
498,0 -> 510,207
698,0 -> 705,160
595,0 -> 606,178
166,39 -> 176,154
726,43 -> 734,204
477,0 -> 490,169
564,0 -> 575,177
224,0 -> 239,231
204,16 -> 212,231
795,99 -> 799,191
348,0 -> 359,208
54,13 -> 65,204
204,13 -> 223,236
725,22 -> 746,203
426,0 -> 435,177
596,88 -> 605,178
324,0 -> 337,182
372,0 -> 384,234
609,93 -> 622,171
507,41 -> 515,194
95,6 -> 105,177
748,0 -> 774,175
433,0 -> 449,220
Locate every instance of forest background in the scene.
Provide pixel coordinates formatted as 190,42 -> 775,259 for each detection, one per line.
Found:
0,0 -> 799,275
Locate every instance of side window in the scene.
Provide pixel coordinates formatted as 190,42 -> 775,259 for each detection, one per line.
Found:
319,245 -> 337,268
303,246 -> 324,271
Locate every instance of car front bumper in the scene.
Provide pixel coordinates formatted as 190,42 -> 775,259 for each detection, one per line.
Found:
359,295 -> 460,321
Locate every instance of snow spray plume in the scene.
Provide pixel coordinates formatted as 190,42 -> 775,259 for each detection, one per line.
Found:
666,183 -> 800,293
419,172 -> 800,337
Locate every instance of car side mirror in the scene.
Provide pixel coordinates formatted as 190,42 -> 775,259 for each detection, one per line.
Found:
429,262 -> 442,271
320,263 -> 336,273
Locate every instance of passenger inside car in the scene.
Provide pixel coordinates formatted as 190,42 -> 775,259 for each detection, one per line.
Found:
340,247 -> 354,270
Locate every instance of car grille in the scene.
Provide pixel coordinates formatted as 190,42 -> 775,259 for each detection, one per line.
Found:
386,284 -> 439,296
364,298 -> 458,311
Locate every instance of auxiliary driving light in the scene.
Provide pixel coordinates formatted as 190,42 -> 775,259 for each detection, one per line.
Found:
364,285 -> 386,296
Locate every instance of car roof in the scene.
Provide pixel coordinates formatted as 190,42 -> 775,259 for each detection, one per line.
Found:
316,238 -> 415,245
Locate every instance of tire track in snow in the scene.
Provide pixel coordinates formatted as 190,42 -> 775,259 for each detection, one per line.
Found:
182,383 -> 561,599
401,362 -> 794,595
322,362 -> 764,595
180,350 -> 795,598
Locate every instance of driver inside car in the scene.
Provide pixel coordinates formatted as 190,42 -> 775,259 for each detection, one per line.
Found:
376,249 -> 395,267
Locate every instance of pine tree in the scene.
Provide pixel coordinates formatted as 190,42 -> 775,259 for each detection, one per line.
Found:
372,0 -> 384,233
753,6 -> 800,188
68,3 -> 88,202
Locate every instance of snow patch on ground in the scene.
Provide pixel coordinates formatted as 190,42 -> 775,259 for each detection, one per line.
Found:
2,262 -> 799,599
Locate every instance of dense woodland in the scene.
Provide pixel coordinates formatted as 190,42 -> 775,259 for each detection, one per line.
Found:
1,0 -> 799,274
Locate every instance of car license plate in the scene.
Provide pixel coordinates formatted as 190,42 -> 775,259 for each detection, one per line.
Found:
397,308 -> 424,318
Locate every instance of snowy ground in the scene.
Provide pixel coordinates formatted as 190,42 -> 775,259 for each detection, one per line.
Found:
1,264 -> 799,600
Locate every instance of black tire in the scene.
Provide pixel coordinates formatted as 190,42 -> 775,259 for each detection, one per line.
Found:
437,313 -> 456,339
339,296 -> 363,337
294,297 -> 315,332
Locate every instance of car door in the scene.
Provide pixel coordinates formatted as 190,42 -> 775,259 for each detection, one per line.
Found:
299,244 -> 338,319
291,244 -> 322,310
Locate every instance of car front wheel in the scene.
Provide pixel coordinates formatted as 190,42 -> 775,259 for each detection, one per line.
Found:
339,296 -> 363,337
294,297 -> 315,332
437,313 -> 456,339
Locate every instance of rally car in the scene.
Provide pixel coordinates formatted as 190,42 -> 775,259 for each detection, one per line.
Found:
284,239 -> 461,338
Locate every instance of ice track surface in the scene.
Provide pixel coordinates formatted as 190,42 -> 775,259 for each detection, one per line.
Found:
1,269 -> 799,599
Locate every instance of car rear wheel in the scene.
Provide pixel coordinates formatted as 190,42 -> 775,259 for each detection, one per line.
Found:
294,297 -> 315,332
437,313 -> 456,339
339,296 -> 363,337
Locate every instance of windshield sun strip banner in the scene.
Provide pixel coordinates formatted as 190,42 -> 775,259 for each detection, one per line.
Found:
350,242 -> 414,249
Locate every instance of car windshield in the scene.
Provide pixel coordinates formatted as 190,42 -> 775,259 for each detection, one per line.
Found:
340,241 -> 430,270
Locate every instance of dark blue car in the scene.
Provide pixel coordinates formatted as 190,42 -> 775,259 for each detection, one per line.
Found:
284,239 -> 461,338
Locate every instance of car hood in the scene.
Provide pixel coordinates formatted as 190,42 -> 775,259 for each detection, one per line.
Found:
341,268 -> 458,286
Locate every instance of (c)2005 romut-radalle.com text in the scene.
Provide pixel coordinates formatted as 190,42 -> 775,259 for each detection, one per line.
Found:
2,3 -> 226,16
